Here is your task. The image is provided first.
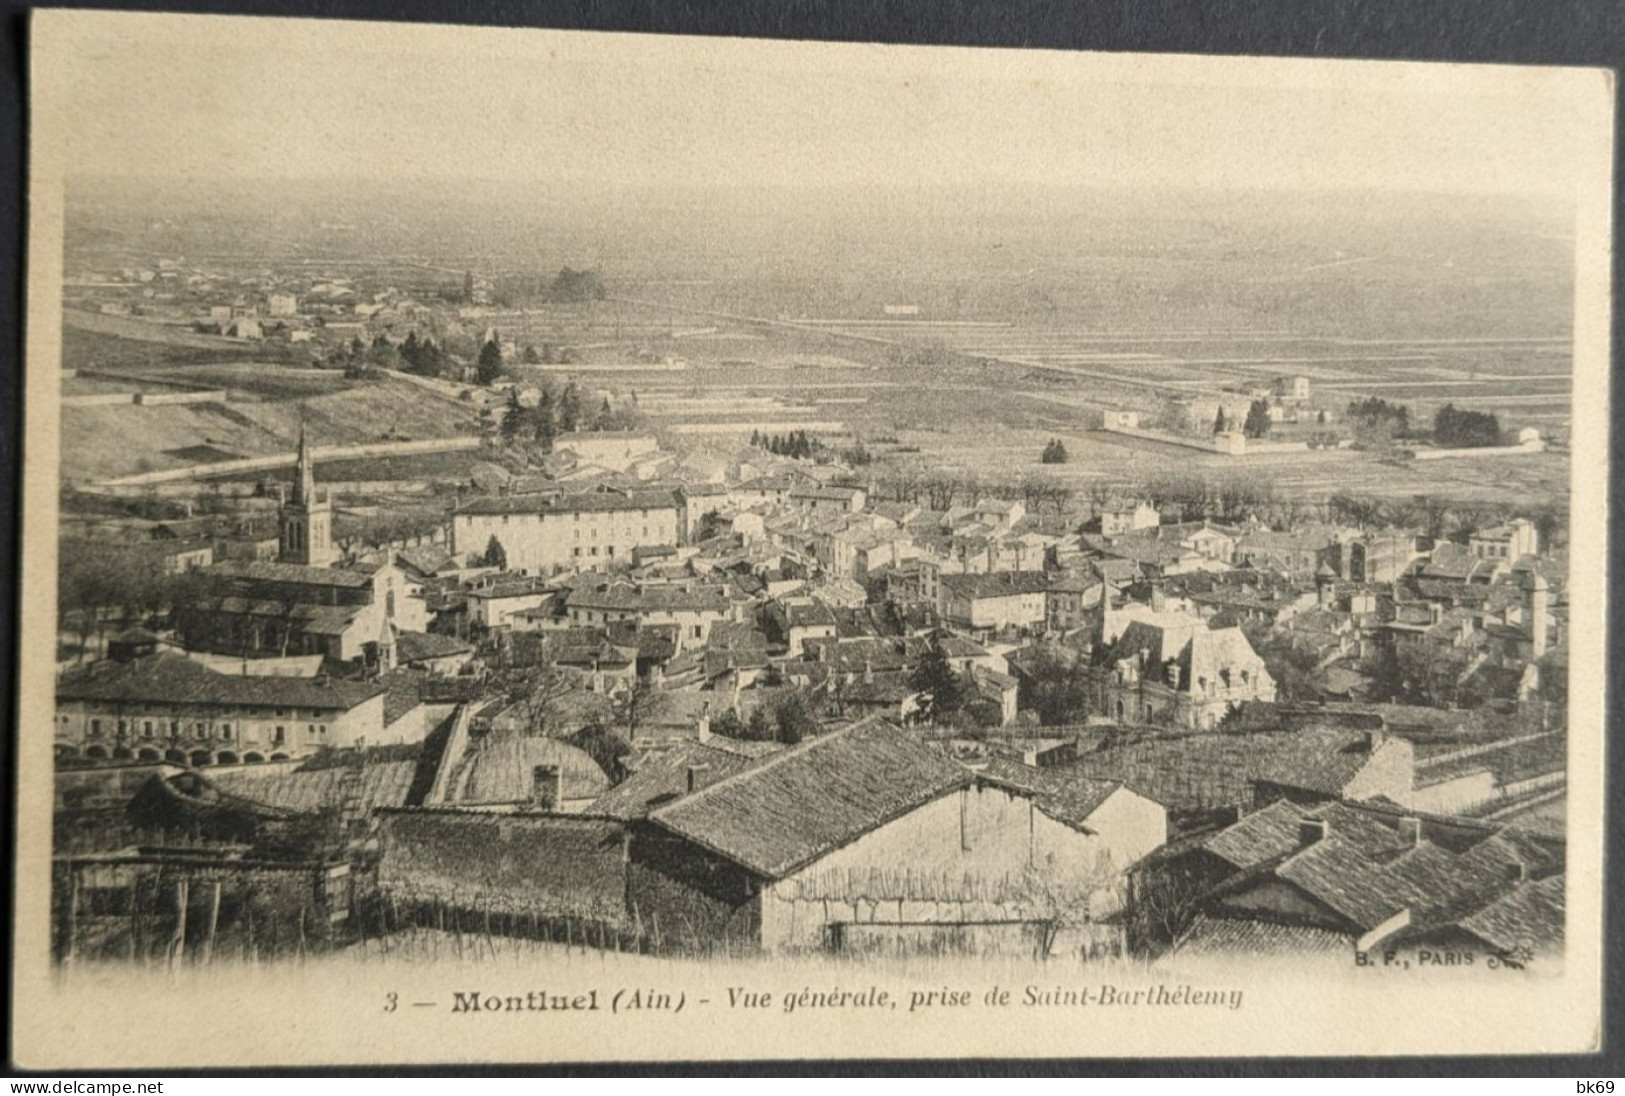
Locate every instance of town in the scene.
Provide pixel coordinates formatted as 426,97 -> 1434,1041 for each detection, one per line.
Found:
48,192 -> 1568,973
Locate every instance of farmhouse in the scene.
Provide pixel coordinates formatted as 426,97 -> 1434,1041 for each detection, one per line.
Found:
633,717 -> 1168,955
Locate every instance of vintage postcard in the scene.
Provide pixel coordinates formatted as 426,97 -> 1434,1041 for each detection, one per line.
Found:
13,9 -> 1612,1068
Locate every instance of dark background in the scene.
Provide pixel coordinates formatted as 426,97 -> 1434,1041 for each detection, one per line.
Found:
1,0 -> 1621,1078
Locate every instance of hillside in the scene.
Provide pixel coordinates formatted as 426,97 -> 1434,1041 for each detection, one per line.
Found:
60,373 -> 485,484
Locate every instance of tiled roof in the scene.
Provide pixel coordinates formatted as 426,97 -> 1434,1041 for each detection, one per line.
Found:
211,757 -> 418,815
649,717 -> 971,879
394,630 -> 473,663
204,560 -> 375,588
58,653 -> 385,711
1175,913 -> 1352,957
440,731 -> 610,805
566,584 -> 730,613
1274,837 -> 1421,929
979,758 -> 1126,832
1252,727 -> 1388,796
1201,798 -> 1305,869
182,596 -> 365,635
588,742 -> 762,820
1455,874 -> 1564,955
455,488 -> 678,516
939,571 -> 1052,600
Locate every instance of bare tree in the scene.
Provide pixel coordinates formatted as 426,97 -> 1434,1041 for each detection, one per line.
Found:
1125,858 -> 1211,958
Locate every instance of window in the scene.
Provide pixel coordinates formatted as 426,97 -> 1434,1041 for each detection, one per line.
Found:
142,721 -> 154,738
590,546 -> 598,556
318,724 -> 327,736
273,726 -> 286,746
90,719 -> 102,737
692,625 -> 703,639
574,529 -> 580,540
642,526 -> 649,537
221,723 -> 233,740
607,546 -> 615,557
573,547 -> 581,557
169,720 -> 181,740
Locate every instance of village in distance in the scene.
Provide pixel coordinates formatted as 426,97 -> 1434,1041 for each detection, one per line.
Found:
48,179 -> 1569,973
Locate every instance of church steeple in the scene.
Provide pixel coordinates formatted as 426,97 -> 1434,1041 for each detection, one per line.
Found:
280,421 -> 335,566
293,421 -> 317,507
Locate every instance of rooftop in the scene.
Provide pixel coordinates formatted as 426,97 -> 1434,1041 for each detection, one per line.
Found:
58,653 -> 386,711
649,717 -> 970,879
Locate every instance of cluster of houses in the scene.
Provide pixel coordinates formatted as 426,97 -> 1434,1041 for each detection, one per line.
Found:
50,427 -> 1567,966
63,253 -> 499,365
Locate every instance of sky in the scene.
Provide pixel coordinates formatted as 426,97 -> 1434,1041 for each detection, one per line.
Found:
33,10 -> 1610,199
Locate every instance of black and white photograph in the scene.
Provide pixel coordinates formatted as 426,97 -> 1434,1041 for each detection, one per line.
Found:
12,9 -> 1612,1068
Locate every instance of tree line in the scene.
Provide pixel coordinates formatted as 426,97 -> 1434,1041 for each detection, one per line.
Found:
498,376 -> 641,450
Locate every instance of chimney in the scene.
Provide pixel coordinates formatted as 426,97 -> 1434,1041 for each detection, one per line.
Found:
1150,583 -> 1166,612
1364,728 -> 1385,752
686,764 -> 711,793
696,703 -> 711,744
530,764 -> 562,810
1507,861 -> 1526,884
1166,663 -> 1182,690
1299,818 -> 1328,845
1397,816 -> 1422,848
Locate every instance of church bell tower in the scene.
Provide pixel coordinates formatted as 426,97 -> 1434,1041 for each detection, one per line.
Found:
280,424 -> 335,566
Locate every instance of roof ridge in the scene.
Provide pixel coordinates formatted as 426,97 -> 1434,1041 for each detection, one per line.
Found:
647,713 -> 891,817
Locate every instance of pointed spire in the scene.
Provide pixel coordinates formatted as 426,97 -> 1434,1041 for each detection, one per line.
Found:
293,420 -> 315,506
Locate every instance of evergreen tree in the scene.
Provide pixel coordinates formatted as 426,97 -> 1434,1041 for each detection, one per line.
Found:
499,389 -> 528,443
908,635 -> 968,724
559,381 -> 582,432
476,339 -> 504,385
423,337 -> 445,378
400,330 -> 423,373
482,535 -> 507,570
1213,407 -> 1228,434
1243,399 -> 1273,439
771,690 -> 819,745
520,344 -> 541,365
534,386 -> 557,451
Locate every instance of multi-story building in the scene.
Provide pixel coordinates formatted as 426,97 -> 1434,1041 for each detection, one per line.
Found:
1469,518 -> 1539,562
563,580 -> 734,648
176,557 -> 425,665
451,487 -> 680,575
55,651 -> 389,766
938,571 -> 1052,634
1088,608 -> 1276,730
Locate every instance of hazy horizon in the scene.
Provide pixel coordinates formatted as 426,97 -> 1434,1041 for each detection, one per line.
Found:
38,11 -> 1601,202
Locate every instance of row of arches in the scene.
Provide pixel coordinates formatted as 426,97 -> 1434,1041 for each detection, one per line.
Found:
61,745 -> 292,767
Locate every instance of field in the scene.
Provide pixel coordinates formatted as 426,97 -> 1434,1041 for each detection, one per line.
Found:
58,331 -> 485,483
54,184 -> 1576,512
